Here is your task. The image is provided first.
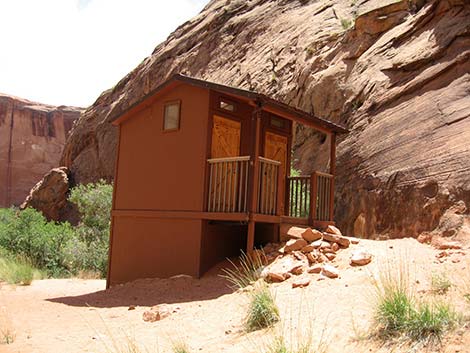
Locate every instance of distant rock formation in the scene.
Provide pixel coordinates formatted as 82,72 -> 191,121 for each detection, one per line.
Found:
35,0 -> 470,238
0,94 -> 82,207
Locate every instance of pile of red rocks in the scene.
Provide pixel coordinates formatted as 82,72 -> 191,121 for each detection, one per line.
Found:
261,225 -> 371,288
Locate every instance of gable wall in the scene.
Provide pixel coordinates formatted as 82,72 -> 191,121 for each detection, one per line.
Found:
114,84 -> 210,211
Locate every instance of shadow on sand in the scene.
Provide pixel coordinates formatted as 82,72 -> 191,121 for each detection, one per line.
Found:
46,262 -> 235,308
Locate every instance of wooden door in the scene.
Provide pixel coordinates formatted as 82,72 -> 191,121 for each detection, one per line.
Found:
264,131 -> 288,214
211,115 -> 241,158
210,115 -> 241,212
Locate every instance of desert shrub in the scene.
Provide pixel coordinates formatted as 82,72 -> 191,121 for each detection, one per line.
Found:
67,180 -> 113,277
0,208 -> 74,276
0,250 -> 42,285
373,260 -> 459,344
340,18 -> 353,30
245,284 -> 280,332
221,250 -> 266,289
407,302 -> 458,343
431,273 -> 452,295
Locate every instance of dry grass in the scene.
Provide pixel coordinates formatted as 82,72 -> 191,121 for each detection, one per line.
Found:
0,308 -> 15,345
371,256 -> 460,347
221,250 -> 266,290
245,283 -> 280,332
431,272 -> 452,295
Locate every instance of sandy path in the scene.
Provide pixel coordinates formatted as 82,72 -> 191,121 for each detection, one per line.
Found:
0,238 -> 469,353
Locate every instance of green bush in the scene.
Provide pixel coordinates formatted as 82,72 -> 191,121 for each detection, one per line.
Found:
0,208 -> 74,276
0,249 -> 42,285
67,180 -> 112,277
0,180 -> 112,279
245,284 -> 280,332
373,261 -> 460,344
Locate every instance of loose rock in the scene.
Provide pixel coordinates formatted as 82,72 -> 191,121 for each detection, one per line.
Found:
325,225 -> 342,236
321,264 -> 339,279
283,238 -> 308,253
350,249 -> 372,266
301,228 -> 323,242
292,277 -> 311,288
142,304 -> 172,322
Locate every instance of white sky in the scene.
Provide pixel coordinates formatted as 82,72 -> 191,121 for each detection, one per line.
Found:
0,0 -> 208,107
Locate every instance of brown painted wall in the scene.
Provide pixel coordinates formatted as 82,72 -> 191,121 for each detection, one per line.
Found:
115,84 -> 210,211
109,83 -> 210,285
109,217 -> 202,285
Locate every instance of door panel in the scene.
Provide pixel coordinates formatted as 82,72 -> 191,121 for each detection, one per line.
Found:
211,115 -> 240,158
210,115 -> 241,212
264,131 -> 288,214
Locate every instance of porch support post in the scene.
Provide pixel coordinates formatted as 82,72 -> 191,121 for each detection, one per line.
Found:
247,105 -> 262,255
329,133 -> 336,222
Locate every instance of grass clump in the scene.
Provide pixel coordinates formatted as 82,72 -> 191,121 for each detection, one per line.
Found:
0,309 -> 15,345
265,335 -> 316,353
221,250 -> 266,290
245,284 -> 280,332
340,18 -> 353,30
372,260 -> 460,345
172,342 -> 190,353
406,302 -> 458,343
0,252 -> 42,285
431,272 -> 452,295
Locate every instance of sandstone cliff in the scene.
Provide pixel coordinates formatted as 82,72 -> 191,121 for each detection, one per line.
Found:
60,0 -> 469,238
0,94 -> 81,207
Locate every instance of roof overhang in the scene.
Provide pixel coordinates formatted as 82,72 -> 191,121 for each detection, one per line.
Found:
111,74 -> 348,134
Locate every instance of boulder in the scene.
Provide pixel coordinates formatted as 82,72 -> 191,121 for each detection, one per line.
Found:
350,249 -> 372,266
301,228 -> 323,242
20,167 -> 73,221
321,264 -> 339,279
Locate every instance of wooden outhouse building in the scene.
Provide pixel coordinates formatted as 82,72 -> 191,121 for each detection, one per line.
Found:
107,74 -> 347,287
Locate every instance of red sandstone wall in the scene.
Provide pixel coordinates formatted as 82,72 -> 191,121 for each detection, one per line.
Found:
0,94 -> 82,207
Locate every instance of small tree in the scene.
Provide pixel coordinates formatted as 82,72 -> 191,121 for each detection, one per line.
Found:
67,180 -> 113,277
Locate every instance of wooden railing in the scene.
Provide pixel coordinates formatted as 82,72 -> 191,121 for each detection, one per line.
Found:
207,156 -> 250,213
257,157 -> 281,215
287,171 -> 334,223
287,176 -> 311,218
311,171 -> 334,222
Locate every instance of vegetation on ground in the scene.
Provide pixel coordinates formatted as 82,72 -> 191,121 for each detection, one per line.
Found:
430,272 -> 452,295
0,180 -> 112,281
0,249 -> 43,285
245,284 -> 280,332
221,250 -> 266,289
0,309 -> 15,345
172,342 -> 191,353
265,335 -> 317,353
372,260 -> 460,346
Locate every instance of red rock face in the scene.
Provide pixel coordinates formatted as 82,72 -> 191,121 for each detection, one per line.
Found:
44,0 -> 470,237
0,94 -> 82,207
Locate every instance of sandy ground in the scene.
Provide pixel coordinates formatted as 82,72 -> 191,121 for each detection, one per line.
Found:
1,238 -> 469,353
